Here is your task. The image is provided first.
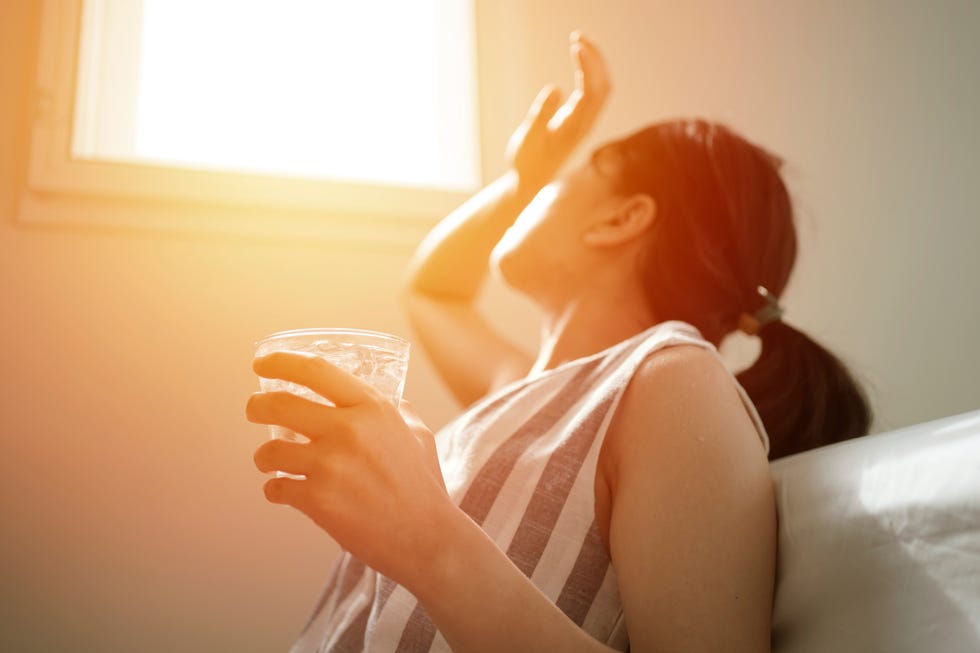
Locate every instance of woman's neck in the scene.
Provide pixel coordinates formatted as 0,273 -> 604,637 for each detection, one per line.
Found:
530,288 -> 658,376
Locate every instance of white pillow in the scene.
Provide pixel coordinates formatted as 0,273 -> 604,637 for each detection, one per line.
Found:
769,409 -> 980,652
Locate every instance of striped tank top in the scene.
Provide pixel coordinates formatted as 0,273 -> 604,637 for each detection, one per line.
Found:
291,320 -> 770,652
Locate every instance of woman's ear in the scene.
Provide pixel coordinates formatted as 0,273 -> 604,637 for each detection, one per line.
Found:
582,194 -> 656,247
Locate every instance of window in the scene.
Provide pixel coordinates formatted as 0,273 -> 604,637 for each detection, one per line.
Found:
23,0 -> 482,243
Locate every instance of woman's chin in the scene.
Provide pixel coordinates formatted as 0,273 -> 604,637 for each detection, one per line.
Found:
489,247 -> 518,288
488,247 -> 530,294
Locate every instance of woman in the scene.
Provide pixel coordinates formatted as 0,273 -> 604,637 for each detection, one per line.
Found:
247,32 -> 871,652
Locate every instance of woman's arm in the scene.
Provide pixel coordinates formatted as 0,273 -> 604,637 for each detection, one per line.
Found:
413,345 -> 776,653
402,32 -> 610,406
248,345 -> 776,653
401,172 -> 540,406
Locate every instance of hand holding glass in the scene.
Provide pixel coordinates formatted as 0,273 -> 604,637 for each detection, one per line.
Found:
253,328 -> 411,477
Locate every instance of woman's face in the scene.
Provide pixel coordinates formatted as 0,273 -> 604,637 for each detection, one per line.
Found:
490,159 -> 625,303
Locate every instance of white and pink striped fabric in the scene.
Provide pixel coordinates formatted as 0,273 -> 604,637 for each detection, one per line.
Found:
291,320 -> 770,652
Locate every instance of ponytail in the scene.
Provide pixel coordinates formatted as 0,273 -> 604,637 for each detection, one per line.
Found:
594,119 -> 874,459
735,320 -> 872,460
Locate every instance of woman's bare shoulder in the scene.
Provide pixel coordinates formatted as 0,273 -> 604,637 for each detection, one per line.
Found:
601,343 -> 764,479
600,343 -> 776,652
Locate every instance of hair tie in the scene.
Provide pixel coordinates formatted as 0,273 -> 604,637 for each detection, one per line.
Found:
737,285 -> 784,336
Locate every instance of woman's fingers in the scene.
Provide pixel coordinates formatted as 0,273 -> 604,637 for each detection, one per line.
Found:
262,476 -> 308,509
525,84 -> 563,135
254,436 -> 318,476
548,32 -> 610,136
253,351 -> 375,407
573,32 -> 611,99
246,390 -> 349,440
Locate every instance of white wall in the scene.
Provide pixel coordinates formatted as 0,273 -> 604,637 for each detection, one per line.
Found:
1,1 -> 978,651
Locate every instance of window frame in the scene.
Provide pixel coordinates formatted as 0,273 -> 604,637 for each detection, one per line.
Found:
20,0 -> 484,245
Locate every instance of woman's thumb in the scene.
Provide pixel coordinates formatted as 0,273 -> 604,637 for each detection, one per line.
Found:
399,399 -> 446,489
398,398 -> 426,429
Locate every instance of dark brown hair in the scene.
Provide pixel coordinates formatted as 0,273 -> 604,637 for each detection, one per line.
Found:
592,119 -> 871,459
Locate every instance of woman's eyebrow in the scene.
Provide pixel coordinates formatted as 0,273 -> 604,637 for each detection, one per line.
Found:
589,144 -> 618,171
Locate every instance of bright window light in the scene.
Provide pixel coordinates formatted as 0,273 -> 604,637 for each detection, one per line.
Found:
72,0 -> 481,191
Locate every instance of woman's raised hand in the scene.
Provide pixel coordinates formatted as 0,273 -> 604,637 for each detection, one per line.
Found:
506,31 -> 611,189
